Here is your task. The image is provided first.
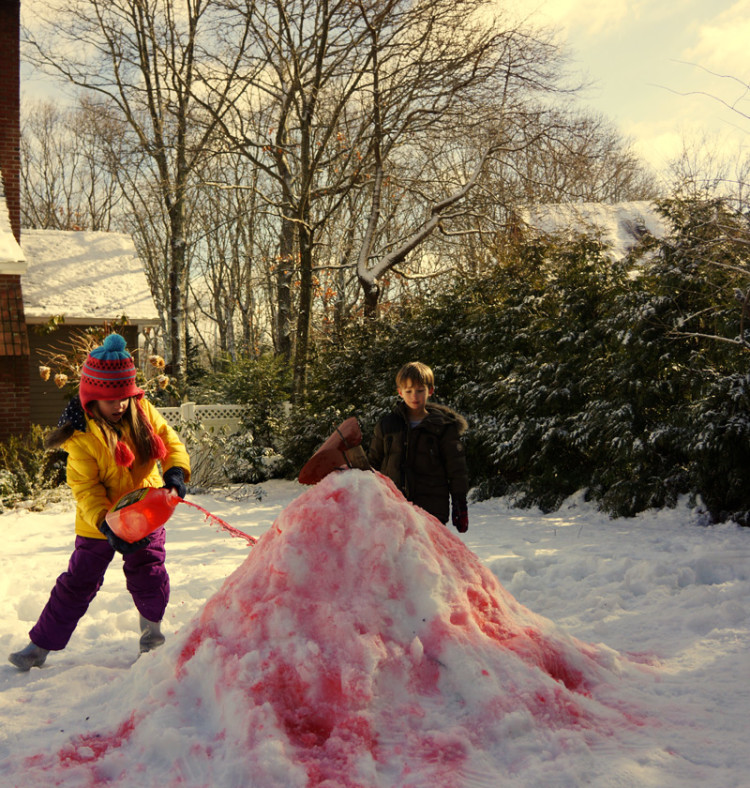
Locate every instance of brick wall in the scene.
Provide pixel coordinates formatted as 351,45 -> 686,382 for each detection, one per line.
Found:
0,0 -> 20,240
0,0 -> 29,442
0,354 -> 29,438
0,272 -> 27,352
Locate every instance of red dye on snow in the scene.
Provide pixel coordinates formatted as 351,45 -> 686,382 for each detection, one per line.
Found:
57,714 -> 138,765
24,713 -> 139,786
19,470 -> 655,787
423,509 -> 594,694
168,471 -> 648,782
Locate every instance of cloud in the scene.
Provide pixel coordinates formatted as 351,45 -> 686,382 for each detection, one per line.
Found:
527,0 -> 646,36
683,0 -> 750,75
631,127 -> 683,171
626,112 -> 747,174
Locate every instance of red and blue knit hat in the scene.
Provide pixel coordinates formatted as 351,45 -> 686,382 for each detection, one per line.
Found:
78,333 -> 166,466
79,333 -> 143,414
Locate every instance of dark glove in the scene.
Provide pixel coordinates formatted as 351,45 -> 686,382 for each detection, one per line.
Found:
451,496 -> 469,533
162,466 -> 187,499
98,518 -> 152,555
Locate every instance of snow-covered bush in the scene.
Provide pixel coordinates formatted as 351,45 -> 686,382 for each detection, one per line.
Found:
172,420 -> 276,492
188,352 -> 292,459
0,425 -> 66,510
223,431 -> 283,484
291,196 -> 750,523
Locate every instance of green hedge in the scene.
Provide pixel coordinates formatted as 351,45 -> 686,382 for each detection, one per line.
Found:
293,197 -> 750,523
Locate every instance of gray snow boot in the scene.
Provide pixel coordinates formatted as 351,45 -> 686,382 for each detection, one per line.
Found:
139,615 -> 165,654
9,641 -> 50,671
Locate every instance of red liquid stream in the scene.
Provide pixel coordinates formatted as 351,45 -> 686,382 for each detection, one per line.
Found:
178,499 -> 258,546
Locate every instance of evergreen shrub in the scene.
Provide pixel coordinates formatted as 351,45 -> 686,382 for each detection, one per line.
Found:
0,425 -> 66,510
292,197 -> 750,523
189,352 -> 292,458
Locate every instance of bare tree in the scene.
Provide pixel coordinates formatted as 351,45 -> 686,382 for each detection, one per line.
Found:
197,0 -> 380,398
668,131 -> 750,208
198,0 -> 570,398
188,150 -> 279,363
664,64 -> 750,210
500,107 -> 658,204
20,97 -> 123,231
23,0 -> 252,396
342,2 -> 591,321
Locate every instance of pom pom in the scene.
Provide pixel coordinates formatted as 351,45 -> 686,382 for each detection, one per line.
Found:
134,399 -> 168,462
114,440 -> 135,467
89,333 -> 131,362
150,432 -> 167,462
102,333 -> 127,353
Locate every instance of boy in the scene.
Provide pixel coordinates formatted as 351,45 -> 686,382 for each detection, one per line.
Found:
367,362 -> 469,532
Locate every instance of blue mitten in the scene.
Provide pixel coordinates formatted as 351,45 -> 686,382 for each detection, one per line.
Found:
98,518 -> 152,554
162,466 -> 187,499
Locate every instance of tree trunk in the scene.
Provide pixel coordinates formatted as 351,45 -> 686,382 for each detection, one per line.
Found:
292,223 -> 313,402
362,278 -> 380,321
168,213 -> 188,398
275,214 -> 295,361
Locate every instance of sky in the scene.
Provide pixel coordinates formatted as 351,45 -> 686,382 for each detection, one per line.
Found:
17,0 -> 750,182
2,470 -> 749,786
520,0 -> 750,174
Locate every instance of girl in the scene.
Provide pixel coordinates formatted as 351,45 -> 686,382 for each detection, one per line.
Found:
8,333 -> 190,670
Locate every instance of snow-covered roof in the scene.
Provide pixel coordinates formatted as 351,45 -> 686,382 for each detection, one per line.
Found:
0,172 -> 25,274
519,200 -> 668,260
21,229 -> 159,325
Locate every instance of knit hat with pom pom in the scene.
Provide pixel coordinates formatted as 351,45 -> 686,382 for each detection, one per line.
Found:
79,333 -> 143,413
78,334 -> 166,467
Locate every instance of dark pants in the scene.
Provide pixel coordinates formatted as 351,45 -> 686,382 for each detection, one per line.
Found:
29,527 -> 169,651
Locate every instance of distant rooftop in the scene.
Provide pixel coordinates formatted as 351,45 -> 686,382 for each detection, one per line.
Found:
519,201 -> 668,261
21,229 -> 159,325
0,173 -> 25,273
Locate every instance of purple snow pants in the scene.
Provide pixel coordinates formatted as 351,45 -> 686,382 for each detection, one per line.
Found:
29,527 -> 169,652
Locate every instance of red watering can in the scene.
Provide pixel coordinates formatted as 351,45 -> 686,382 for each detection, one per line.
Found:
106,487 -> 181,543
106,486 -> 258,546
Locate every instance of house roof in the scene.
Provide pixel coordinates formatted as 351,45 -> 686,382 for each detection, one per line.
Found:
21,229 -> 159,325
518,200 -> 668,260
0,176 -> 25,274
0,172 -> 28,356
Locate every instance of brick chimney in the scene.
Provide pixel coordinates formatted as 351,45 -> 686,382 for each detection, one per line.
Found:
0,0 -> 30,442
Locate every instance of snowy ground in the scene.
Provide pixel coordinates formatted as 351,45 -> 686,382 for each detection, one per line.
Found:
2,475 -> 749,787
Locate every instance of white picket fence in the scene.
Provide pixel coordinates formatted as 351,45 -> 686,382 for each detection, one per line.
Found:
157,402 -> 249,432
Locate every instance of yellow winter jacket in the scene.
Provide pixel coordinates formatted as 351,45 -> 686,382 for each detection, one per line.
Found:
62,399 -> 191,540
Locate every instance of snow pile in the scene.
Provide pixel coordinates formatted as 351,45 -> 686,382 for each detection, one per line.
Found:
9,471 -> 659,787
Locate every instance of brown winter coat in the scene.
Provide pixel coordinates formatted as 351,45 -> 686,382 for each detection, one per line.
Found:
367,402 -> 469,524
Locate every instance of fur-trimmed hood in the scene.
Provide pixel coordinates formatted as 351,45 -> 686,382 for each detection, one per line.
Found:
394,401 -> 468,435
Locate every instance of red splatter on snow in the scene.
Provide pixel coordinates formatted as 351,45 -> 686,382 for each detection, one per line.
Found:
58,714 -> 137,765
